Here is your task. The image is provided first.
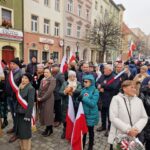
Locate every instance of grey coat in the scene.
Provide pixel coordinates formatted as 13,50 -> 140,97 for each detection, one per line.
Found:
38,77 -> 56,126
16,83 -> 35,139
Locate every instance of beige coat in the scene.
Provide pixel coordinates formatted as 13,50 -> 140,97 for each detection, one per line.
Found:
38,77 -> 56,126
108,93 -> 148,144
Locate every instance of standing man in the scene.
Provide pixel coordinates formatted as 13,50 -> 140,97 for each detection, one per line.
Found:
6,58 -> 22,142
26,56 -> 38,76
96,64 -> 119,136
51,64 -> 65,127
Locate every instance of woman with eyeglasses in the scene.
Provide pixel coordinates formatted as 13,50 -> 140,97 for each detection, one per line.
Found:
78,74 -> 99,150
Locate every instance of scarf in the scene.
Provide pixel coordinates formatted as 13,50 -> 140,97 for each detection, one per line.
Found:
67,79 -> 77,91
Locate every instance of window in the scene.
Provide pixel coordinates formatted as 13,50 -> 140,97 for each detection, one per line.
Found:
55,0 -> 60,11
54,22 -> 60,36
78,4 -> 82,17
100,5 -> 103,14
44,19 -> 50,34
77,26 -> 81,38
31,15 -> 38,32
86,9 -> 89,20
67,0 -> 73,12
67,23 -> 72,36
29,50 -> 38,62
42,51 -> 49,62
44,0 -> 49,6
95,1 -> 98,10
53,52 -> 59,62
2,9 -> 12,28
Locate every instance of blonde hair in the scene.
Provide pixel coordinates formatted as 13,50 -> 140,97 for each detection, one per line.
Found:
140,65 -> 148,72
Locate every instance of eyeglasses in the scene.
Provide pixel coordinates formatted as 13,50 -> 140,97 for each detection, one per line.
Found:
84,80 -> 89,83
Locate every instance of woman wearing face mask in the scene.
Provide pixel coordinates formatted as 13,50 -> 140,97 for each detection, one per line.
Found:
108,80 -> 148,150
78,74 -> 99,150
37,68 -> 56,137
15,73 -> 35,150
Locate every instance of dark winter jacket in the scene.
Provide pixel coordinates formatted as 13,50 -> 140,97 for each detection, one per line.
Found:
26,63 -> 37,75
96,72 -> 119,107
16,83 -> 35,139
53,72 -> 65,100
5,68 -> 22,97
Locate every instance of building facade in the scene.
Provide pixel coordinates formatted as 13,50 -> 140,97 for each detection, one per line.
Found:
24,0 -> 64,63
91,0 -> 125,63
0,0 -> 23,63
63,0 -> 92,62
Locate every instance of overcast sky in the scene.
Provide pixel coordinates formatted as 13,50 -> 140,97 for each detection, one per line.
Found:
114,0 -> 150,35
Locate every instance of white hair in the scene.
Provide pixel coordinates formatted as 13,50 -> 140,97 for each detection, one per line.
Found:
68,70 -> 76,77
104,64 -> 113,71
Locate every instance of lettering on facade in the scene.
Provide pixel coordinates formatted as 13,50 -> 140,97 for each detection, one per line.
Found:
39,37 -> 54,45
0,28 -> 23,41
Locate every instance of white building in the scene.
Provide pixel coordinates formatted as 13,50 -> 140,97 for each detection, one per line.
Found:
24,0 -> 64,63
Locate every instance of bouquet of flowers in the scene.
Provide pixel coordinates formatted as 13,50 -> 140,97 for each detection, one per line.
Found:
113,134 -> 145,150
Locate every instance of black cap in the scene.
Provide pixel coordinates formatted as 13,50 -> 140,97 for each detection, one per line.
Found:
10,58 -> 21,67
23,73 -> 33,82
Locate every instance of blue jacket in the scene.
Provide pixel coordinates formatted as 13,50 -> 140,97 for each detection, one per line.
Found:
80,75 -> 99,126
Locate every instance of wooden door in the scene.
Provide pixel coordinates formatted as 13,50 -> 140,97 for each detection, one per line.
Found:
2,49 -> 14,63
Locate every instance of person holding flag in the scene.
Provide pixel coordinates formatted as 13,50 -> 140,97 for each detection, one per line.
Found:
59,70 -> 82,139
78,74 -> 99,150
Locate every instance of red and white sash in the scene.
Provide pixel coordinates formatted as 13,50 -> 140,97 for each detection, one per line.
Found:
9,71 -> 35,125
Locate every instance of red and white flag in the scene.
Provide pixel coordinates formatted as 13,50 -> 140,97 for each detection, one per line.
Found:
106,70 -> 126,85
60,56 -> 68,73
128,41 -> 136,58
0,61 -> 4,78
69,53 -> 76,63
66,96 -> 75,141
71,102 -> 88,150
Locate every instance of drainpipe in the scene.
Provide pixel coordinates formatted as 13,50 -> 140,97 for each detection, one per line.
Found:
22,0 -> 24,60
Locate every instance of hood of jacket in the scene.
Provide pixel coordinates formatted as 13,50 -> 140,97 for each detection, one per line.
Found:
82,74 -> 95,86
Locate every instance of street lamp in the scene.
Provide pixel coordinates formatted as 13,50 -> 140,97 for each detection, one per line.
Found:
76,41 -> 79,61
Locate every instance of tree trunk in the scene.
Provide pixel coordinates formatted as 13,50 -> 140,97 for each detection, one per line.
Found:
0,118 -> 3,136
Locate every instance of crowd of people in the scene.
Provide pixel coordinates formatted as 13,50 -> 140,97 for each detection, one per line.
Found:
0,56 -> 150,150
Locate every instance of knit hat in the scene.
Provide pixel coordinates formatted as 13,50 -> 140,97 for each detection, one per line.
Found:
23,73 -> 33,82
10,58 -> 21,67
68,70 -> 76,77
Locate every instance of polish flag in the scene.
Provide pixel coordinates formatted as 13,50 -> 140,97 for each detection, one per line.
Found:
65,96 -> 75,141
71,102 -> 88,150
128,41 -> 136,57
0,61 -> 5,79
60,56 -> 68,73
69,53 -> 76,63
106,70 -> 126,85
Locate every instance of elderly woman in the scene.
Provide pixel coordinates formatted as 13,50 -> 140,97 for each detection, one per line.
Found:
108,80 -> 148,150
59,70 -> 82,139
15,73 -> 35,150
79,74 -> 99,150
134,65 -> 149,96
38,68 -> 56,137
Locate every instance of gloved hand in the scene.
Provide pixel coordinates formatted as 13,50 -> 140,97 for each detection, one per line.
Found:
78,94 -> 83,102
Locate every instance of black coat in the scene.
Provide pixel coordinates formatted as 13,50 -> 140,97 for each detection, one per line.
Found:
26,63 -> 37,75
53,72 -> 65,100
96,73 -> 119,108
5,69 -> 22,98
139,86 -> 150,141
16,83 -> 35,139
